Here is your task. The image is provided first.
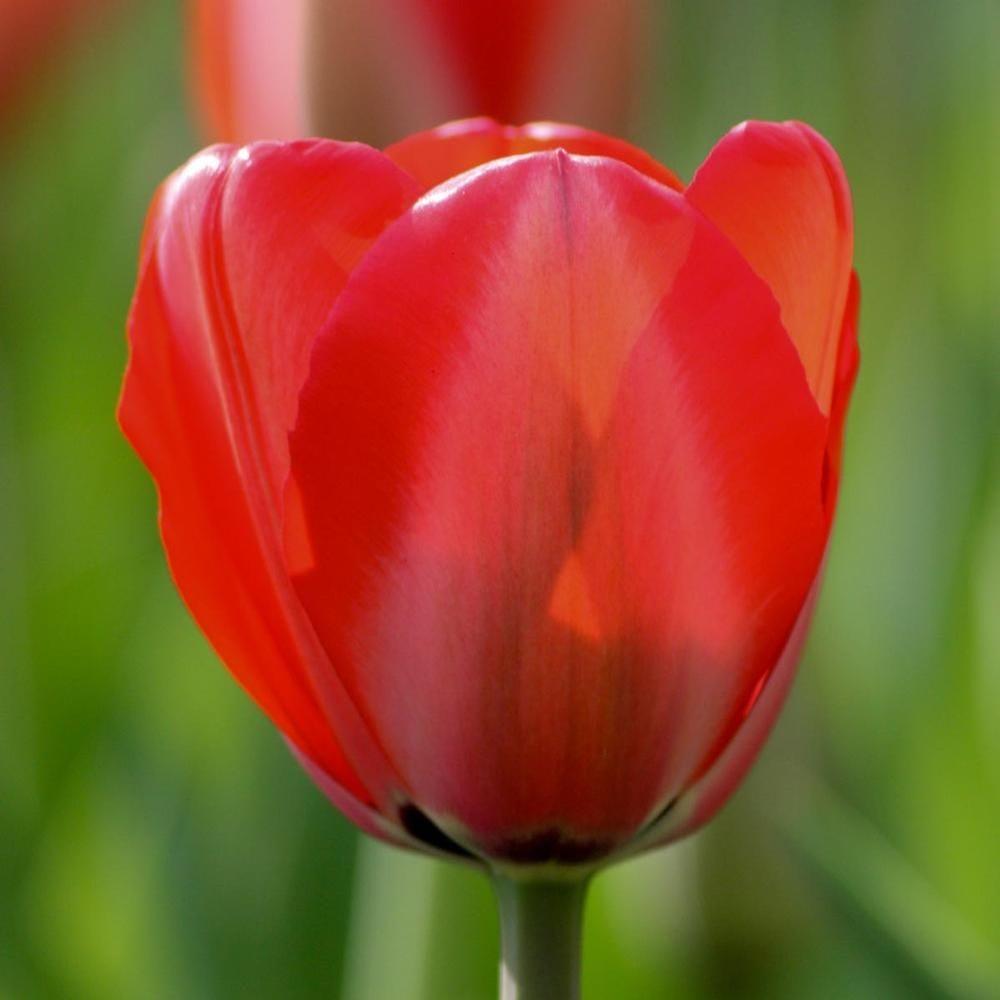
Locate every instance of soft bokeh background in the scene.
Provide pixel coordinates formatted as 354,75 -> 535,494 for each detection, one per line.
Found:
1,1 -> 998,997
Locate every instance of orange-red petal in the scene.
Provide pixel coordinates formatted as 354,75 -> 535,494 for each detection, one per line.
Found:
119,140 -> 419,808
686,120 -> 853,413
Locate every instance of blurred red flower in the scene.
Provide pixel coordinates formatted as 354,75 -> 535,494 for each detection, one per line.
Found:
0,0 -> 115,127
189,0 -> 647,144
120,118 -> 858,866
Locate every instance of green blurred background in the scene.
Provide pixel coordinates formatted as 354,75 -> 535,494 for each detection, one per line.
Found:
1,1 -> 997,997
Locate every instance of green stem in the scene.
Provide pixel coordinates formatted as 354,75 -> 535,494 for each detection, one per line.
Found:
492,873 -> 589,1000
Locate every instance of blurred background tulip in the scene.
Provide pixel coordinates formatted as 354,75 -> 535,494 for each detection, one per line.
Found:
0,0 -> 119,131
1,0 -> 998,997
189,0 -> 650,145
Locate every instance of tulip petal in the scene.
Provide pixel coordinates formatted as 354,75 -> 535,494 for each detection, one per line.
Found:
630,277 -> 860,851
119,140 -> 419,808
628,566 -> 824,853
686,121 -> 853,412
385,116 -> 683,193
288,151 -> 829,855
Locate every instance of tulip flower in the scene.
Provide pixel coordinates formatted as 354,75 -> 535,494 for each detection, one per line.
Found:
120,117 -> 858,998
189,0 -> 647,145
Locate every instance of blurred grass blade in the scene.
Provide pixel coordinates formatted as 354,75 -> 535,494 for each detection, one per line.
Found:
341,840 -> 439,1000
779,770 -> 1000,998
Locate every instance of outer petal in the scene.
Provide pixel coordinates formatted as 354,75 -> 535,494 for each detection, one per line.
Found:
385,117 -> 683,193
119,140 -> 419,809
631,279 -> 860,851
287,152 -> 829,859
189,0 -> 307,143
626,567 -> 824,853
686,120 -> 853,413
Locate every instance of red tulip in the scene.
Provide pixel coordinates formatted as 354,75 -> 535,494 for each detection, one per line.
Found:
120,118 -> 858,868
188,0 -> 647,145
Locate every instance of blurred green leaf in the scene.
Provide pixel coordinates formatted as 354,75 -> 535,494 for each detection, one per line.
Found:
780,772 -> 1000,999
